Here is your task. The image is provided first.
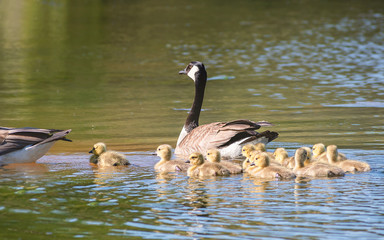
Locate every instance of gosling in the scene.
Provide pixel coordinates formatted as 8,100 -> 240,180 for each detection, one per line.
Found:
273,148 -> 295,169
242,144 -> 256,171
186,152 -> 230,177
312,143 -> 347,162
293,147 -> 344,178
326,145 -> 370,173
206,149 -> 242,174
248,152 -> 295,180
89,142 -> 130,167
155,144 -> 189,172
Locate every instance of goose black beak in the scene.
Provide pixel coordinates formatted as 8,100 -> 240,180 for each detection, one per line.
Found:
179,70 -> 187,75
89,148 -> 94,154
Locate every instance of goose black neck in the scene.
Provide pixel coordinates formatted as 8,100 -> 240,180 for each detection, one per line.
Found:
185,71 -> 207,132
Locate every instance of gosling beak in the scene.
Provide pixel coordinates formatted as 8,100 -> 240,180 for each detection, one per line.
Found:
152,152 -> 157,156
89,148 -> 94,154
185,160 -> 190,163
250,163 -> 255,166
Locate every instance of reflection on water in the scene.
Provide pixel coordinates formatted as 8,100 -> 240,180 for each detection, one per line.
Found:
0,149 -> 384,239
1,0 -> 384,239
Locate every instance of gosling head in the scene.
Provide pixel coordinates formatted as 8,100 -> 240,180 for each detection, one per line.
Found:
274,148 -> 288,163
302,147 -> 312,161
187,152 -> 205,166
294,147 -> 308,168
254,143 -> 266,152
326,145 -> 338,163
156,144 -> 172,161
312,143 -> 326,157
253,152 -> 270,168
89,142 -> 107,156
242,144 -> 256,158
179,61 -> 207,82
206,149 -> 221,163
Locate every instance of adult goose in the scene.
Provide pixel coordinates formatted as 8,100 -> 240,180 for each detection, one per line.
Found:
0,127 -> 71,165
175,61 -> 278,159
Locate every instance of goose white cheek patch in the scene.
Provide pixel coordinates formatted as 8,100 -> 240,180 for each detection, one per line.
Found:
187,65 -> 199,82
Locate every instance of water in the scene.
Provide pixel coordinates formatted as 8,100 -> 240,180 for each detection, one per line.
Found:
1,0 -> 384,239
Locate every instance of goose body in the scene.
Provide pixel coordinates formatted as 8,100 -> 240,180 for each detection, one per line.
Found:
0,127 -> 71,165
175,61 -> 278,159
155,144 -> 189,172
326,145 -> 370,173
89,142 -> 130,167
206,148 -> 242,174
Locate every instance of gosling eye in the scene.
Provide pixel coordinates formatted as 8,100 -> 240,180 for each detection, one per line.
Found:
207,153 -> 210,155
246,160 -> 250,163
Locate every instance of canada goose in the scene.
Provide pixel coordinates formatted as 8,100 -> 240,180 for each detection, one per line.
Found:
175,61 -> 278,159
326,145 -> 370,173
312,143 -> 347,162
186,152 -> 230,177
0,127 -> 71,165
273,148 -> 295,169
154,144 -> 189,172
206,148 -> 242,174
293,148 -> 344,178
89,142 -> 130,167
247,152 -> 295,180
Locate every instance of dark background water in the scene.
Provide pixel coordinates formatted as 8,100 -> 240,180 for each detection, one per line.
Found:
0,0 -> 384,239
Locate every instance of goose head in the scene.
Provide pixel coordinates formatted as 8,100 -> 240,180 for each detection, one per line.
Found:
206,148 -> 221,163
242,144 -> 256,159
302,147 -> 313,164
294,148 -> 307,169
187,152 -> 205,166
156,144 -> 172,161
312,143 -> 326,157
89,142 -> 107,156
326,145 -> 338,164
179,61 -> 207,82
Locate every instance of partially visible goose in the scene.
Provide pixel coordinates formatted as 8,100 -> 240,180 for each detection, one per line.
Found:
186,152 -> 230,177
0,127 -> 71,165
241,144 -> 255,171
89,142 -> 130,167
312,143 -> 347,162
175,61 -> 278,159
206,148 -> 242,174
326,145 -> 370,173
247,152 -> 295,180
154,144 -> 189,172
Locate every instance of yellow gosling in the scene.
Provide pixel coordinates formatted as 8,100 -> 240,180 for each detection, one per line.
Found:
155,144 -> 189,173
293,147 -> 344,178
247,152 -> 295,180
206,149 -> 242,174
242,144 -> 256,171
312,143 -> 347,162
89,142 -> 130,167
326,145 -> 370,173
273,148 -> 295,169
254,142 -> 276,161
187,152 -> 230,177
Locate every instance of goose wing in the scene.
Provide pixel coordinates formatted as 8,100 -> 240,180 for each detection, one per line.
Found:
0,127 -> 71,156
175,120 -> 278,158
